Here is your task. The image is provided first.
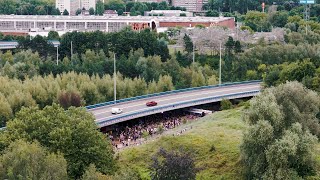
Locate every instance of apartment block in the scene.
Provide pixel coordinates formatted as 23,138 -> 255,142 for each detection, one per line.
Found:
172,0 -> 207,12
81,0 -> 97,11
56,0 -> 80,15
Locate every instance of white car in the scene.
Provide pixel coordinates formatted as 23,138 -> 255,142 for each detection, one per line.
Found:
111,108 -> 123,114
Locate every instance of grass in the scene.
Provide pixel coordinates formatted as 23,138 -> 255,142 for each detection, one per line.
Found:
117,108 -> 247,179
117,108 -> 320,179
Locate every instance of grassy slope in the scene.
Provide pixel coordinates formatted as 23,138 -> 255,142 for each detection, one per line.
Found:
118,108 -> 320,179
118,108 -> 247,180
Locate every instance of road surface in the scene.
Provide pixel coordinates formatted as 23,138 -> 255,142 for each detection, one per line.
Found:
88,82 -> 261,123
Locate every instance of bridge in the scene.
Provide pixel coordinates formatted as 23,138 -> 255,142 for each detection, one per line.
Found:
87,81 -> 262,128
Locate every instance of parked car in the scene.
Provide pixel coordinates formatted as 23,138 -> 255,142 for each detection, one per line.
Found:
146,101 -> 157,107
111,108 -> 123,114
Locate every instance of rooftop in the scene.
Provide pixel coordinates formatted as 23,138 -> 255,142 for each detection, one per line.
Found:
0,15 -> 233,23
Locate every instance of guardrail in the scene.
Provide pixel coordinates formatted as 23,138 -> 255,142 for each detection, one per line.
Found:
86,80 -> 262,110
96,90 -> 260,127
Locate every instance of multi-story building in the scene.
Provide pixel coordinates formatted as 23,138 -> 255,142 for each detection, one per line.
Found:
56,0 -> 80,15
81,0 -> 97,11
172,0 -> 208,12
0,15 -> 235,33
56,0 -> 96,15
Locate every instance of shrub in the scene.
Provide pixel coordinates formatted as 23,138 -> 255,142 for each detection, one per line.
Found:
220,99 -> 233,110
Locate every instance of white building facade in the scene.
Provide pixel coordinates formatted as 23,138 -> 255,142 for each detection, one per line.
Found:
81,0 -> 97,11
172,0 -> 208,12
56,0 -> 96,15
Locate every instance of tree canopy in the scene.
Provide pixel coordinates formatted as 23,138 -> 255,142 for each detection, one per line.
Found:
241,81 -> 319,179
0,139 -> 68,180
1,104 -> 116,179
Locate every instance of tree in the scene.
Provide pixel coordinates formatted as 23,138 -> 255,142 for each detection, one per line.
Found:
63,9 -> 69,15
48,31 -> 59,40
89,7 -> 95,15
241,81 -> 319,179
0,93 -> 12,126
269,11 -> 289,28
2,104 -> 115,179
81,164 -> 111,180
205,10 -> 219,17
150,148 -> 197,180
96,0 -> 104,15
76,8 -> 82,15
183,34 -> 193,54
0,140 -> 68,180
244,11 -> 270,32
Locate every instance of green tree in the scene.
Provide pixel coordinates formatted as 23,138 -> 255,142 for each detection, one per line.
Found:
244,11 -> 270,32
63,9 -> 69,15
0,140 -> 68,180
205,10 -> 219,17
2,104 -> 115,179
241,82 -> 319,179
150,148 -> 197,180
269,11 -> 289,28
76,8 -> 82,15
0,93 -> 12,126
183,34 -> 193,54
89,7 -> 95,15
48,31 -> 59,40
96,0 -> 104,15
81,164 -> 111,180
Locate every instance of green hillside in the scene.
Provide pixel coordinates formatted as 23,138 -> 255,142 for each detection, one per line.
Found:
118,108 -> 246,179
117,108 -> 320,179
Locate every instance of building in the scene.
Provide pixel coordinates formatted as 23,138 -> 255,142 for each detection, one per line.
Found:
81,0 -> 97,11
104,10 -> 118,17
56,0 -> 80,15
0,15 -> 235,34
144,10 -> 193,17
172,0 -> 208,12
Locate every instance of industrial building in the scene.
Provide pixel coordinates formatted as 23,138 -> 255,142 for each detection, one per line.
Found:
0,15 -> 235,34
144,10 -> 193,17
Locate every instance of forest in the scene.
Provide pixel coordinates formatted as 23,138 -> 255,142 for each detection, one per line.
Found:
0,0 -> 320,179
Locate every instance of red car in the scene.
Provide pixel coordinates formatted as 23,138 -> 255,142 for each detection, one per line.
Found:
146,101 -> 157,107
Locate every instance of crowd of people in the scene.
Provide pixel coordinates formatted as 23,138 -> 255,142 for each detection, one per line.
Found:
106,112 -> 200,149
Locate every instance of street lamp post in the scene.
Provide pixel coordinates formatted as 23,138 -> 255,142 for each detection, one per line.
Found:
71,41 -> 73,57
56,46 -> 59,65
192,43 -> 195,64
114,53 -> 117,104
219,41 -> 222,85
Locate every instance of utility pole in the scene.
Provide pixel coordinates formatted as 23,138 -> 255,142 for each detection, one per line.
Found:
219,41 -> 222,85
71,41 -> 73,57
56,46 -> 59,65
114,53 -> 117,104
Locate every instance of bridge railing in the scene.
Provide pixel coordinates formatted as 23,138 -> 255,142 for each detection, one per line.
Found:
86,80 -> 261,110
96,90 -> 260,127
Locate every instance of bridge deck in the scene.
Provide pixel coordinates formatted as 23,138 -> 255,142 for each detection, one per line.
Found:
88,82 -> 261,126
